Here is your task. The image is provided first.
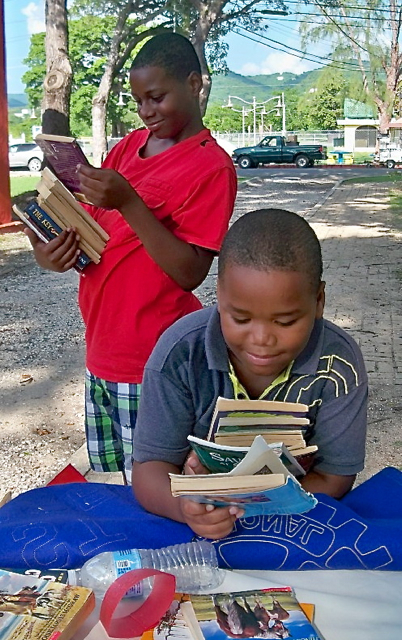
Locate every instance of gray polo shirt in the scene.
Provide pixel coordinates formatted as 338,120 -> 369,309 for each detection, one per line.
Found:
133,306 -> 368,475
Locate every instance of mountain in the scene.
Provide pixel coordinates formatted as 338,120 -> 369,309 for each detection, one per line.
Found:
208,68 -> 322,106
8,93 -> 28,108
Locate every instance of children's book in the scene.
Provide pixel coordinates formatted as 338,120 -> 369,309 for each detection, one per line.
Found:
170,436 -> 317,516
34,133 -> 90,203
141,589 -> 324,640
0,567 -> 95,640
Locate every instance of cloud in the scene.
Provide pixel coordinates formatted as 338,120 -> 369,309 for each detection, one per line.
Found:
22,1 -> 45,35
238,51 -> 319,76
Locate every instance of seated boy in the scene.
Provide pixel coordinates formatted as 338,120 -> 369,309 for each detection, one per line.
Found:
132,209 -> 368,540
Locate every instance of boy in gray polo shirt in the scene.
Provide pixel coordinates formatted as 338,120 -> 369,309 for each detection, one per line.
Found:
132,209 -> 368,540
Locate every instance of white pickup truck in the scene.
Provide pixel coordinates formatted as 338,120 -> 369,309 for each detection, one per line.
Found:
374,146 -> 402,169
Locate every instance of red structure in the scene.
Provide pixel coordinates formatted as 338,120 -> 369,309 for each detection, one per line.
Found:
0,0 -> 16,233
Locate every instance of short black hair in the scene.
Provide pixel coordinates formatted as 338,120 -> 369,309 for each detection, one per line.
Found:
218,209 -> 323,291
131,32 -> 201,81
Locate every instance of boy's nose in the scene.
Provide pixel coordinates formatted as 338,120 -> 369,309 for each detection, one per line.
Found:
138,100 -> 156,120
252,324 -> 276,347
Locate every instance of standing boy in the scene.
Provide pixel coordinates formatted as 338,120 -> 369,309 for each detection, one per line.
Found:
132,208 -> 368,539
26,33 -> 237,482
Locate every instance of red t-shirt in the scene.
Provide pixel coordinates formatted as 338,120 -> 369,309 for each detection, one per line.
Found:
79,128 -> 237,383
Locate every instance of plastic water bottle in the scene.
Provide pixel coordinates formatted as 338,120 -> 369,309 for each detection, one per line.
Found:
68,540 -> 223,598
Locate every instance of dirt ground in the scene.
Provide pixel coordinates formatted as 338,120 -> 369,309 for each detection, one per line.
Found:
1,172 -> 400,496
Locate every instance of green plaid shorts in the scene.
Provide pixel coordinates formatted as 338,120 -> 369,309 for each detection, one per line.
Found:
85,369 -> 141,481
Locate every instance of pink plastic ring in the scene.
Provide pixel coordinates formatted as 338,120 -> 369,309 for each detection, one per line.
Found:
99,568 -> 176,638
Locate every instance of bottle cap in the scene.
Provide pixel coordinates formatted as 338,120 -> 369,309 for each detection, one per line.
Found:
99,568 -> 176,638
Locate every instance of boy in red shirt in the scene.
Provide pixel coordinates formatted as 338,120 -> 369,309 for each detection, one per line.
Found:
26,33 -> 237,483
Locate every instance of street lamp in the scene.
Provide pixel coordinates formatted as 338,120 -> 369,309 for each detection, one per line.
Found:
117,91 -> 132,106
223,94 -> 286,143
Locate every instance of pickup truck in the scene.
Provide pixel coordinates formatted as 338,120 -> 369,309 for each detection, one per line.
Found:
232,135 -> 327,169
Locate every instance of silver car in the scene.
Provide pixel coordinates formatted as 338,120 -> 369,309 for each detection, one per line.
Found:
9,143 -> 44,172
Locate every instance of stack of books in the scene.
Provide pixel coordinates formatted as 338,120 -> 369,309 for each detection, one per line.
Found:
169,397 -> 319,517
13,133 -> 109,273
208,397 -> 317,468
13,167 -> 109,272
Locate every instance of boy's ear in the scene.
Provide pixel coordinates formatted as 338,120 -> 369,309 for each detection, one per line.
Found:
187,71 -> 203,97
316,281 -> 325,319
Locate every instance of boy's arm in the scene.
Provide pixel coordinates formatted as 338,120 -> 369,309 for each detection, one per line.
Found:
132,460 -> 242,539
300,469 -> 356,498
77,165 -> 216,291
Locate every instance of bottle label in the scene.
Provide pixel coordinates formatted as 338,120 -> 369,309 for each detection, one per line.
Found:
112,549 -> 143,597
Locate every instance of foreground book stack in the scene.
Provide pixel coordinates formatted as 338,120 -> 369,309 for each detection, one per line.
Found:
170,435 -> 317,516
170,397 -> 319,517
142,587 -> 324,640
0,567 -> 94,640
13,167 -> 109,272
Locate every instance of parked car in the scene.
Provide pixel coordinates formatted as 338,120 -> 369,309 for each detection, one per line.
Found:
9,143 -> 44,172
232,135 -> 327,168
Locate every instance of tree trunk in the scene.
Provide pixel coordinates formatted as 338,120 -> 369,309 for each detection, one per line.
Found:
42,0 -> 72,136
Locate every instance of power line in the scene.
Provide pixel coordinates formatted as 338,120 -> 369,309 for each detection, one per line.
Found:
234,26 -> 363,70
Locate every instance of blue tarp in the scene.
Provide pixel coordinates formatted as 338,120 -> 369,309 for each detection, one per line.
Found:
0,467 -> 401,571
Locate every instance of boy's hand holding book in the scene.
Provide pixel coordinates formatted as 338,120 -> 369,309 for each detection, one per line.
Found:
77,164 -> 138,212
181,450 -> 244,539
25,226 -> 81,273
180,491 -> 244,540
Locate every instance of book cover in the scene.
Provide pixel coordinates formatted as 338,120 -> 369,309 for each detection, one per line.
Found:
13,203 -> 91,272
189,588 -> 324,640
142,589 -> 323,640
0,568 -> 95,640
34,134 -> 90,203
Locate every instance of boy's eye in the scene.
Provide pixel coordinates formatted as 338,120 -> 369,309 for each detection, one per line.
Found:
275,319 -> 297,327
232,317 -> 250,325
151,94 -> 164,103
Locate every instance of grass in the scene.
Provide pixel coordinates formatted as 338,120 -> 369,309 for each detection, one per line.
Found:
343,172 -> 402,185
9,174 -> 38,197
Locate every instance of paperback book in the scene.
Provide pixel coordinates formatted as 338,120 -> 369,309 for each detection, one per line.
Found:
34,133 -> 90,203
170,435 -> 317,516
0,567 -> 95,640
142,588 -> 324,640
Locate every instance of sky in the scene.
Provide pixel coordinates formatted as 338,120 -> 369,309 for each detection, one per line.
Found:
4,0 -> 329,95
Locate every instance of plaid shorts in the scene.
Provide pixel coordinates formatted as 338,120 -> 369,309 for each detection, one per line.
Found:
85,369 -> 141,481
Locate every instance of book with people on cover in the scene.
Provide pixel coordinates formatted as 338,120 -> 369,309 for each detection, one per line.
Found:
34,133 -> 90,203
170,435 -> 317,516
141,588 -> 323,640
0,567 -> 95,640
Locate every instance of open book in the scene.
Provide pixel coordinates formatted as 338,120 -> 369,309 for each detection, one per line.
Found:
35,133 -> 90,203
170,435 -> 317,517
141,589 -> 323,640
